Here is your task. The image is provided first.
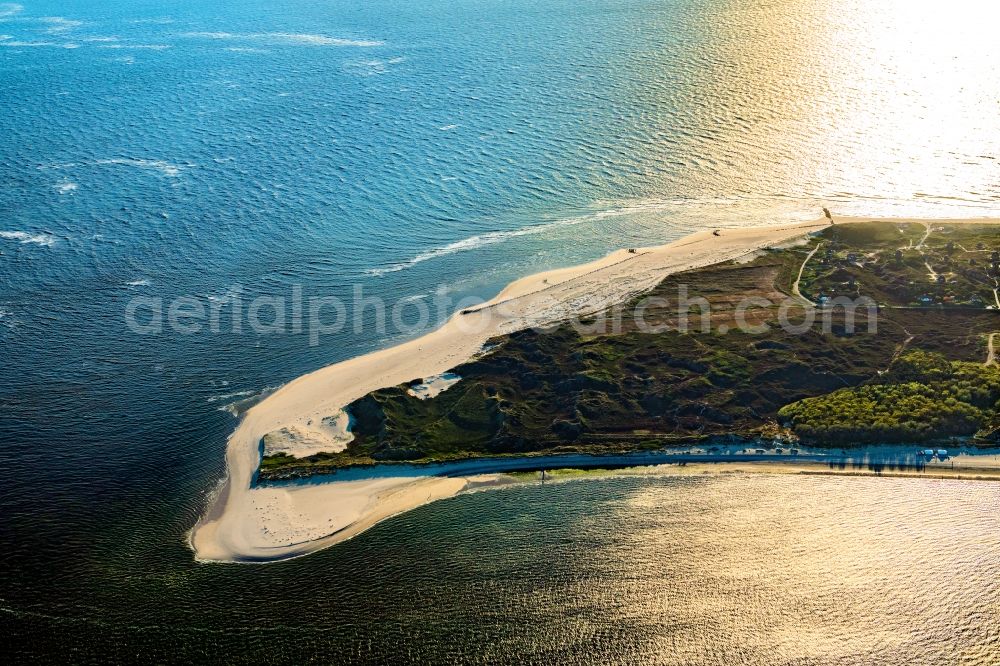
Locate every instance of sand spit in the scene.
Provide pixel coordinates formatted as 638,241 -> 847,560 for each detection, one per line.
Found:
190,216 -> 1000,563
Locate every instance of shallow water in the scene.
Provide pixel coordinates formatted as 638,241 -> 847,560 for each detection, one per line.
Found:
2,0 -> 999,661
7,474 -> 1000,663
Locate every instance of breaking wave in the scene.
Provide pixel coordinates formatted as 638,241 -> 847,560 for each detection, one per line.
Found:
362,201 -> 687,276
96,43 -> 171,51
0,231 -> 58,246
1,40 -> 58,47
40,158 -> 185,177
183,32 -> 383,47
0,3 -> 22,19
39,17 -> 83,34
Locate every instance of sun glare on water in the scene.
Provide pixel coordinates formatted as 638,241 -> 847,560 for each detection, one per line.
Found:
677,0 -> 1000,216
817,0 -> 1000,203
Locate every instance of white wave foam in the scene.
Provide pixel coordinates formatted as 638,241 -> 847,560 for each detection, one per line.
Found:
125,279 -> 150,287
0,231 -> 58,246
365,230 -> 548,276
207,389 -> 256,404
55,182 -> 78,194
39,17 -> 83,34
183,31 -> 382,47
439,124 -> 459,131
83,36 -> 118,42
2,40 -> 58,47
129,18 -> 173,25
362,208 -> 629,276
96,43 -> 170,50
365,228 -> 541,276
0,3 -> 22,19
342,57 -> 403,76
362,198 -> 750,276
0,34 -> 11,40
214,385 -> 279,416
205,286 -> 244,303
184,31 -> 235,39
269,32 -> 382,46
98,158 -> 183,175
42,158 -> 184,176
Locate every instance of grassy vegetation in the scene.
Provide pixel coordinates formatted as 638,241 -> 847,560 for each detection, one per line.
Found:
259,223 -> 1000,480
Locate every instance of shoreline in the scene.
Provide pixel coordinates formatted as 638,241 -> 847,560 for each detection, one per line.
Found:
189,215 -> 1000,563
488,458 -> 1000,485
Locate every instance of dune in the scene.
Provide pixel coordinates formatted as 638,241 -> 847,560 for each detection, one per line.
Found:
189,215 -> 1000,563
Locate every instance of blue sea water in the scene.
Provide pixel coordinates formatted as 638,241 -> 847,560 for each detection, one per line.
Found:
2,0 -> 1000,661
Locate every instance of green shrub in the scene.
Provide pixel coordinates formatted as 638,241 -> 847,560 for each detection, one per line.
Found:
778,352 -> 1000,444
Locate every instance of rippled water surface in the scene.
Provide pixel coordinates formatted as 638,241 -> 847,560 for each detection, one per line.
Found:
8,474 -> 1000,663
2,0 -> 999,661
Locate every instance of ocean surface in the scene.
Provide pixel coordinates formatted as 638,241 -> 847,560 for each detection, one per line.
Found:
2,0 -> 999,662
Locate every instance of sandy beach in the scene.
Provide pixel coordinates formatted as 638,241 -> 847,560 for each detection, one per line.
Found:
189,216 -> 1000,563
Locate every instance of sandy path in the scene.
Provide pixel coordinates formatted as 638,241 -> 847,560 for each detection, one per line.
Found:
925,261 -> 939,283
792,242 -> 822,306
915,221 -> 933,249
189,215 -> 1000,563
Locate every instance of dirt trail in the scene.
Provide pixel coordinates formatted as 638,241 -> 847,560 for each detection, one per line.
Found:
915,221 -> 933,249
792,242 -> 822,306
